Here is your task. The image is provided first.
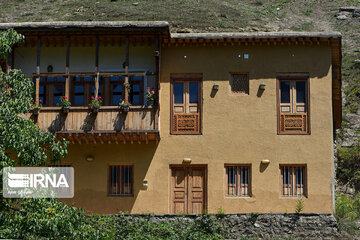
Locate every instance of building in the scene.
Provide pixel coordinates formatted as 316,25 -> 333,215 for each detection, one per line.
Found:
0,22 -> 342,214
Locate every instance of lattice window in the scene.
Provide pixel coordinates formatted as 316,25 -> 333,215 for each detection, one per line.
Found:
230,73 -> 249,94
226,165 -> 250,197
108,165 -> 133,196
281,166 -> 306,197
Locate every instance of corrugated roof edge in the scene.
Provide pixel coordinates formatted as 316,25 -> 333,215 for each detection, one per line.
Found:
0,21 -> 170,30
171,32 -> 341,39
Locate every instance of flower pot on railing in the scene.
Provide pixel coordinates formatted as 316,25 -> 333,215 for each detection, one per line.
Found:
57,96 -> 72,114
119,99 -> 131,113
147,100 -> 154,107
120,105 -> 130,112
91,106 -> 100,113
89,97 -> 103,113
62,106 -> 70,114
33,107 -> 41,115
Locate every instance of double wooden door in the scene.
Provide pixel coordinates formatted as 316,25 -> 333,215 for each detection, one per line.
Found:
170,166 -> 206,214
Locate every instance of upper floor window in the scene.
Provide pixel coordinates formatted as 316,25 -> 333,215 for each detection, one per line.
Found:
277,75 -> 310,134
33,73 -> 146,107
229,73 -> 249,95
72,76 -> 103,106
171,75 -> 202,135
108,165 -> 133,196
226,165 -> 250,197
281,165 -> 306,197
35,76 -> 66,106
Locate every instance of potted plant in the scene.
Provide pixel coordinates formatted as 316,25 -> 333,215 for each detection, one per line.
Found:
146,87 -> 155,106
31,100 -> 42,115
119,98 -> 131,112
57,96 -> 71,113
89,96 -> 103,113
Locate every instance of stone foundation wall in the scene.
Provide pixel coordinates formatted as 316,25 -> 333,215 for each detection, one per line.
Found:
114,213 -> 338,239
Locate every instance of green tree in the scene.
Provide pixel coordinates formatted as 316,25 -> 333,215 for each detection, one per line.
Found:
0,29 -> 111,239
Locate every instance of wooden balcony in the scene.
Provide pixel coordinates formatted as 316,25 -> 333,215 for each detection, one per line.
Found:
279,113 -> 308,134
30,106 -> 159,144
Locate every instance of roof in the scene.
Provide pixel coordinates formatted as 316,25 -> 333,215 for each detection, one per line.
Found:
171,32 -> 342,39
0,21 -> 170,30
0,21 -> 170,36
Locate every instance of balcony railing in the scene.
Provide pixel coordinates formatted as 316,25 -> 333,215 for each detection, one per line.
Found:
279,113 -> 308,134
30,106 -> 159,144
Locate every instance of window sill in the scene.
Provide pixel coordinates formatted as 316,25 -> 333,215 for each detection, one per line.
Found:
280,196 -> 307,198
225,195 -> 251,198
35,105 -> 156,111
107,194 -> 134,197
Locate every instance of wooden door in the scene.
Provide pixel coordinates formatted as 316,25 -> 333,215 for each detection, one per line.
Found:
171,166 -> 206,214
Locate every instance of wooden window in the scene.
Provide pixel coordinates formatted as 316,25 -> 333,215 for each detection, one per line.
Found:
72,76 -> 104,106
277,75 -> 310,134
280,165 -> 306,197
108,165 -> 133,196
230,73 -> 249,94
34,76 -> 66,106
171,76 -> 202,134
129,76 -> 144,105
226,165 -> 250,197
109,76 -> 124,105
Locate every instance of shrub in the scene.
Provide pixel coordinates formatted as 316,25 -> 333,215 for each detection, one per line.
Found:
335,193 -> 360,236
0,199 -> 113,239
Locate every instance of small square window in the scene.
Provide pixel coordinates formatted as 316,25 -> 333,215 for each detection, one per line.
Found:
225,165 -> 251,197
229,73 -> 249,94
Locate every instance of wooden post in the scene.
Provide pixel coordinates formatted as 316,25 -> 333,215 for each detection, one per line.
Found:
124,36 -> 129,101
35,36 -> 41,104
154,35 -> 160,130
94,36 -> 99,99
65,36 -> 70,98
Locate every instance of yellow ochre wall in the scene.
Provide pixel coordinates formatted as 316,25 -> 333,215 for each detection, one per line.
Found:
63,43 -> 334,214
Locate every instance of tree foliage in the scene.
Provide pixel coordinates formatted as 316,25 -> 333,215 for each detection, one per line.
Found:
337,143 -> 360,193
0,29 -> 111,239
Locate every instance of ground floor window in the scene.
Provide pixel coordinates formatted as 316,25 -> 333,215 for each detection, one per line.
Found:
281,165 -> 306,197
108,165 -> 133,196
225,165 -> 250,197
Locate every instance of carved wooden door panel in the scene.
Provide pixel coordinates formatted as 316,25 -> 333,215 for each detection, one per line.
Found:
171,167 -> 187,214
172,79 -> 201,134
188,167 -> 205,214
171,166 -> 206,214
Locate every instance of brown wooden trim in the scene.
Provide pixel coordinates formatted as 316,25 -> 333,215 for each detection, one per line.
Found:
36,36 -> 41,75
277,74 -> 310,135
169,165 -> 207,214
107,165 -> 134,196
170,74 -> 202,135
279,165 -> 307,198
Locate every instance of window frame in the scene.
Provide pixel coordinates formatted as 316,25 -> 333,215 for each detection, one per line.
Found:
71,75 -> 105,106
276,73 -> 311,135
107,165 -> 134,197
229,72 -> 249,95
34,75 -> 66,107
225,165 -> 251,197
170,74 -> 203,135
280,165 -> 307,198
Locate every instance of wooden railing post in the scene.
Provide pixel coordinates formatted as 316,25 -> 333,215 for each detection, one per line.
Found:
65,36 -> 70,99
124,36 -> 129,101
154,35 -> 160,131
35,36 -> 41,104
94,35 -> 99,99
